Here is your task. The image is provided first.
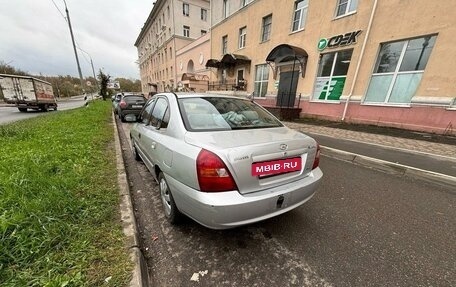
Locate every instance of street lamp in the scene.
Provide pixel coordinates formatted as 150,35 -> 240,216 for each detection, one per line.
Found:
78,47 -> 100,98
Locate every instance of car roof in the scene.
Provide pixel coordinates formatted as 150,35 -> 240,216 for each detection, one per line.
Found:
164,92 -> 249,100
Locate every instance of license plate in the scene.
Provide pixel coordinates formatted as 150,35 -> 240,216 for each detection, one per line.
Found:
251,157 -> 302,176
132,105 -> 143,108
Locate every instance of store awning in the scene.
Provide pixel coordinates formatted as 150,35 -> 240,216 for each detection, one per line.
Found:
220,54 -> 251,66
205,54 -> 251,69
205,59 -> 221,68
266,44 -> 309,78
181,73 -> 209,81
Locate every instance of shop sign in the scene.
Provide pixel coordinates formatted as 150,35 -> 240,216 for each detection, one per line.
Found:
318,30 -> 362,51
314,76 -> 346,101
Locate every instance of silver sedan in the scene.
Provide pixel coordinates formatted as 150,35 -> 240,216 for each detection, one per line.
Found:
130,93 -> 322,229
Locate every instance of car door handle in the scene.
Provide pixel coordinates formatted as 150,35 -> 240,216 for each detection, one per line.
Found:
151,142 -> 156,149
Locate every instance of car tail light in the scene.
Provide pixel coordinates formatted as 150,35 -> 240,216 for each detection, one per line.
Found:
119,101 -> 127,108
196,149 -> 238,192
312,143 -> 321,170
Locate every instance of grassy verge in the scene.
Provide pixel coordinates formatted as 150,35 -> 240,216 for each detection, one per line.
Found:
0,101 -> 131,286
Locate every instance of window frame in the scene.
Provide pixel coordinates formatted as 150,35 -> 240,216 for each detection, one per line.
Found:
223,0 -> 229,19
312,49 -> 353,102
222,35 -> 228,55
239,26 -> 247,49
364,35 -> 436,105
183,3 -> 190,16
149,97 -> 170,129
254,64 -> 269,97
140,97 -> 157,125
241,0 -> 252,7
292,0 -> 309,32
261,14 -> 272,42
183,25 -> 190,37
335,0 -> 357,18
201,8 -> 207,21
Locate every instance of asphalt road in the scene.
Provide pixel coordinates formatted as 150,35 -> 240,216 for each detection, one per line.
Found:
0,96 -> 86,125
116,120 -> 456,287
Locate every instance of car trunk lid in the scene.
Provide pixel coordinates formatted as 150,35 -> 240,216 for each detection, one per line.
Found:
185,127 -> 318,194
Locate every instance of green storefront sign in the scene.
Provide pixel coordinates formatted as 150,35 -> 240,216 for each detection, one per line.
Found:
314,76 -> 346,101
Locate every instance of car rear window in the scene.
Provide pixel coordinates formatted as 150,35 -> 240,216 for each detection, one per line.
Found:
178,97 -> 283,131
123,96 -> 145,103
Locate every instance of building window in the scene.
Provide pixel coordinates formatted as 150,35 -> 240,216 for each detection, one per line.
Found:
254,64 -> 269,97
183,25 -> 190,37
183,3 -> 189,16
292,0 -> 309,32
201,30 -> 207,36
169,47 -> 172,58
335,0 -> 358,17
365,35 -> 437,104
222,35 -> 228,54
241,0 -> 252,7
201,8 -> 207,21
261,14 -> 272,42
313,49 -> 353,101
223,0 -> 229,19
239,27 -> 247,49
167,6 -> 170,18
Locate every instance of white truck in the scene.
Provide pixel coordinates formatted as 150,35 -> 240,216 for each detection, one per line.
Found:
0,74 -> 58,112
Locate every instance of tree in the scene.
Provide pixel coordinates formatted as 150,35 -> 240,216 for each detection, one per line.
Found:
0,61 -> 29,76
97,69 -> 110,100
115,78 -> 142,93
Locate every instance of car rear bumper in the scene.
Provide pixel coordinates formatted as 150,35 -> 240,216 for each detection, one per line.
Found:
166,168 -> 323,229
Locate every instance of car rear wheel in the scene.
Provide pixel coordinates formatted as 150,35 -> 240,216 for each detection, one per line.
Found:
120,113 -> 126,122
158,172 -> 181,224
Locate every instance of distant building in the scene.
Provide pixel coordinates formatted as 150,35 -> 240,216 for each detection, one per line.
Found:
135,0 -> 210,94
207,0 -> 456,135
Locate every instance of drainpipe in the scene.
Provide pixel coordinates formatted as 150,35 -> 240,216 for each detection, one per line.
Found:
341,0 -> 378,121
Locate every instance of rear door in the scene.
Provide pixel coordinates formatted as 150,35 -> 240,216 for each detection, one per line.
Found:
139,97 -> 171,168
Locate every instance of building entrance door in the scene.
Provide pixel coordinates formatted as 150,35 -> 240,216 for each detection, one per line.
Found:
277,70 -> 299,107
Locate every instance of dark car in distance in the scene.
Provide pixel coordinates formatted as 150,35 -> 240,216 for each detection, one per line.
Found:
116,93 -> 147,122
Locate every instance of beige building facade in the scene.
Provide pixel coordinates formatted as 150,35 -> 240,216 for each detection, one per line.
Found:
135,0 -> 210,94
208,0 -> 456,135
175,33 -> 211,92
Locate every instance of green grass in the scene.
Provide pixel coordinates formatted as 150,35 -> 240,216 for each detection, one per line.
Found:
0,101 -> 131,286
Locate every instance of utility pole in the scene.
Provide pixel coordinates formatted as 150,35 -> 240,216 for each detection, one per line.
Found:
64,0 -> 85,96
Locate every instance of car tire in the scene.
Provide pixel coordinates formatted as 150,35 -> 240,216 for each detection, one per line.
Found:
132,141 -> 141,161
158,172 -> 181,224
120,114 -> 126,122
18,108 -> 27,112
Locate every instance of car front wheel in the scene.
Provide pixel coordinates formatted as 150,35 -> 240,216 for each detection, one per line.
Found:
158,172 -> 181,224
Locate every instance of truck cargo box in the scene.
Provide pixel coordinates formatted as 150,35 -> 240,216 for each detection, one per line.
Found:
0,74 -> 57,112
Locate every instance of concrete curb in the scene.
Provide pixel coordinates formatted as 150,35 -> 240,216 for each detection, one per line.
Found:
112,113 -> 149,287
322,146 -> 456,190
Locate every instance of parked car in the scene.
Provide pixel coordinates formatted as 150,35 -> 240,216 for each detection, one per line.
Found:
130,93 -> 322,229
112,93 -> 122,114
116,93 -> 146,122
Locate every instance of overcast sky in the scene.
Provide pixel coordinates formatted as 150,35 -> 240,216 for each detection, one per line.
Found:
0,0 -> 152,79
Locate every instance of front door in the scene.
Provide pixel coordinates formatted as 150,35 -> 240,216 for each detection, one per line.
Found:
237,69 -> 245,90
277,70 -> 299,107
